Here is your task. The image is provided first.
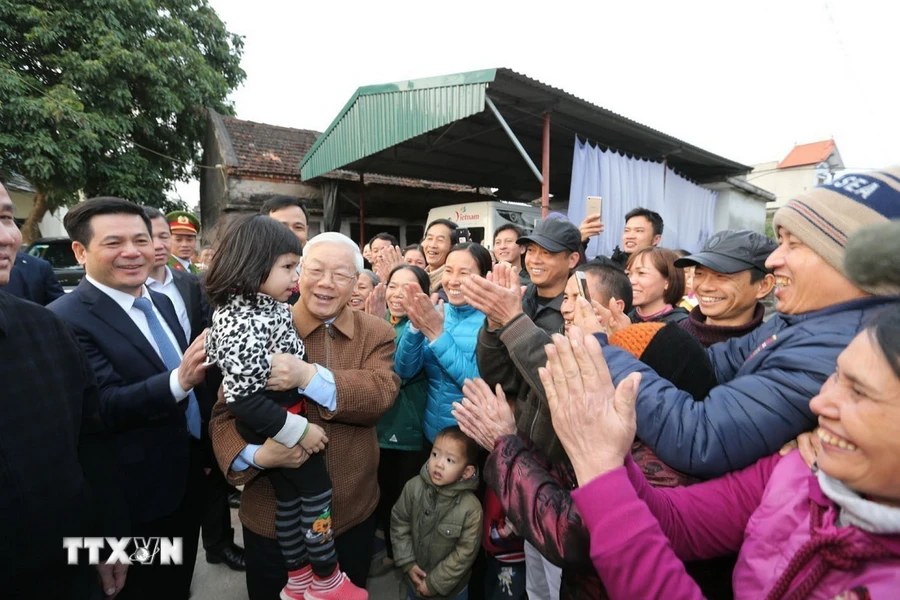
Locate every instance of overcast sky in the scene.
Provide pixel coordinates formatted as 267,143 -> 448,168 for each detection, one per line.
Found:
176,0 -> 898,205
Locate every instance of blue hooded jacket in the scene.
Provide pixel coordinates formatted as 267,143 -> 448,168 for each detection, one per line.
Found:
395,303 -> 484,442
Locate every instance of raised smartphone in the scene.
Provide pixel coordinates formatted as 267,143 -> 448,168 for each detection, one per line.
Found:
586,195 -> 603,217
575,270 -> 591,303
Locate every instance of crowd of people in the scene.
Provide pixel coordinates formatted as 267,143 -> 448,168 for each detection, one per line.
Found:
1,166 -> 899,600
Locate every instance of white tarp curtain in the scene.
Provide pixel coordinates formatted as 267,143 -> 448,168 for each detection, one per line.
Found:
567,136 -> 718,259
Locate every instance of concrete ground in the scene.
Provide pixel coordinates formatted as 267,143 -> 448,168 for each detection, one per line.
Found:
191,507 -> 405,599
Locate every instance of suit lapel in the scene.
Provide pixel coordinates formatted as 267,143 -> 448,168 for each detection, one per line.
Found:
79,280 -> 167,372
171,270 -> 195,320
150,289 -> 189,351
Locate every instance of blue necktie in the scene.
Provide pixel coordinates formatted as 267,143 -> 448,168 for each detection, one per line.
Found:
133,297 -> 201,439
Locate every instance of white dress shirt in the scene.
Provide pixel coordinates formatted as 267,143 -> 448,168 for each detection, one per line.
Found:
146,266 -> 191,341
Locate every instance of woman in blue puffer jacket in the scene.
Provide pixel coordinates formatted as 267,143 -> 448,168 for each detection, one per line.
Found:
395,242 -> 493,443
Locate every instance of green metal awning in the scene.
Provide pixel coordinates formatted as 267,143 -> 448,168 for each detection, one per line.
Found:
300,68 -> 749,200
301,69 -> 497,181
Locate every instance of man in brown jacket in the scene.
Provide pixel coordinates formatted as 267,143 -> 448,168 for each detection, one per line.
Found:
210,232 -> 399,598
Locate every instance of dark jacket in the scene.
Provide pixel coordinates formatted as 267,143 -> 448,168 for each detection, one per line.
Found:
609,245 -> 629,267
478,313 -> 566,462
168,268 -> 216,433
606,296 -> 900,478
48,280 -> 194,524
477,285 -> 567,461
0,292 -> 125,571
3,252 -> 64,305
378,318 -> 428,451
520,283 -> 565,336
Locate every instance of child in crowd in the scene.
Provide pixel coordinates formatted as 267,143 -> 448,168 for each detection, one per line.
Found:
391,426 -> 483,600
205,215 -> 366,600
482,488 -> 526,600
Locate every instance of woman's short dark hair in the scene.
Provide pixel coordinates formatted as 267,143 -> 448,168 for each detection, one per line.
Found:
447,242 -> 492,277
387,264 -> 430,295
868,305 -> 900,379
205,215 -> 302,307
625,246 -> 685,306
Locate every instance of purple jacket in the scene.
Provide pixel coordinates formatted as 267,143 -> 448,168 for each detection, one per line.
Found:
572,452 -> 900,599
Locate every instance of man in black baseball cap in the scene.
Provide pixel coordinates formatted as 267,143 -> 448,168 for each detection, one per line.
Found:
674,229 -> 776,346
514,218 -> 582,332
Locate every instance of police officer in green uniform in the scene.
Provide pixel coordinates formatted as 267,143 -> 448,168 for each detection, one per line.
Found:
166,210 -> 201,274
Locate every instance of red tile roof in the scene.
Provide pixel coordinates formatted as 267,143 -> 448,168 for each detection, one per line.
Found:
221,116 -> 319,180
777,140 -> 836,169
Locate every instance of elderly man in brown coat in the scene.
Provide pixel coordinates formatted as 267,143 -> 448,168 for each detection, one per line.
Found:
210,232 -> 399,599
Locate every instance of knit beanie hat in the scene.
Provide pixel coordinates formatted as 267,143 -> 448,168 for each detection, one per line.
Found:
609,322 -> 717,401
609,322 -> 665,358
772,166 -> 900,294
844,220 -> 900,297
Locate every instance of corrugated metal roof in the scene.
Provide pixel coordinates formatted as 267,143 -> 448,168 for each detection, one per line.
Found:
300,68 -> 749,197
301,69 -> 496,181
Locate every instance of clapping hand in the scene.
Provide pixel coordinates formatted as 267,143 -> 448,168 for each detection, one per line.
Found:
452,378 -> 516,450
539,326 -> 641,485
402,284 -> 444,341
373,245 -> 405,282
364,282 -> 386,317
460,261 -> 524,330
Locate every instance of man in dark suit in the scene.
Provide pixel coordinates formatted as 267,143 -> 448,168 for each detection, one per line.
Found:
3,251 -> 65,304
1,184 -> 128,598
144,207 -> 245,572
48,197 -> 209,600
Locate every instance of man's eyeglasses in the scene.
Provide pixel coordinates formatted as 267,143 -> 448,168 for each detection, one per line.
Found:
303,267 -> 356,287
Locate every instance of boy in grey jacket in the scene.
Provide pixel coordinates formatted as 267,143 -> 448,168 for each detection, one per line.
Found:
391,426 -> 483,599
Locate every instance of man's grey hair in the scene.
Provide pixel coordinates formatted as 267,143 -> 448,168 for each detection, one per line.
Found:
304,232 -> 364,273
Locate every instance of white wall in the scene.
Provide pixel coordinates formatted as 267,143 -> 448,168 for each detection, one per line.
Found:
750,163 -> 819,209
711,187 -> 767,233
11,190 -> 69,239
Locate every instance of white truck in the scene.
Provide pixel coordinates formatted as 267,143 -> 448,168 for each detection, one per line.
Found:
425,200 -> 541,248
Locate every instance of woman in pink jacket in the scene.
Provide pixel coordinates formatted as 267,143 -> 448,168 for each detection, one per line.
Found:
539,307 -> 900,600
